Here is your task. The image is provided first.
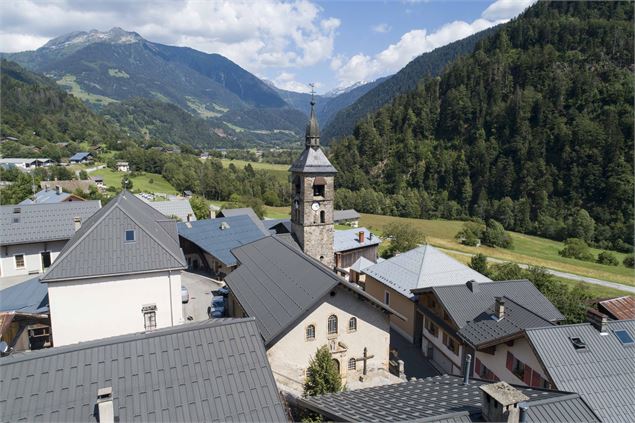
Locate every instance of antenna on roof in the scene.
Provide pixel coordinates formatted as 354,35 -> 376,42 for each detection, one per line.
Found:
309,83 -> 316,105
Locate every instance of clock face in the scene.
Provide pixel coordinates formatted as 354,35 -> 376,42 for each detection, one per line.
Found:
311,202 -> 320,211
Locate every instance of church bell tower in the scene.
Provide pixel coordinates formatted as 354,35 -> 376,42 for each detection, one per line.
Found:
290,91 -> 336,268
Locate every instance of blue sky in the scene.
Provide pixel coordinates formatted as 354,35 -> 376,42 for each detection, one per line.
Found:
0,0 -> 534,93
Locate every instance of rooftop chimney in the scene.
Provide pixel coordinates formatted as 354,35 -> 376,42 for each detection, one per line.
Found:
96,387 -> 114,423
587,308 -> 608,334
358,231 -> 365,243
467,280 -> 479,293
56,185 -> 62,195
463,354 -> 472,385
495,297 -> 505,320
187,213 -> 192,222
479,381 -> 529,423
74,217 -> 82,231
519,403 -> 529,423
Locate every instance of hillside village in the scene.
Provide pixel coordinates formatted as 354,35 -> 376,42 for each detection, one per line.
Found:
1,1 -> 634,422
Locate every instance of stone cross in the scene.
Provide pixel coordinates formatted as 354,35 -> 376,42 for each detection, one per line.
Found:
355,347 -> 375,376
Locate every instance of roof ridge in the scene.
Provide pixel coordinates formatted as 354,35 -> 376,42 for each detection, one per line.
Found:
415,244 -> 429,288
0,317 -> 257,365
500,296 -> 554,324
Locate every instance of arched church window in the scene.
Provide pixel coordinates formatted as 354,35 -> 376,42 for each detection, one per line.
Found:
349,317 -> 357,332
328,315 -> 338,335
306,324 -> 315,341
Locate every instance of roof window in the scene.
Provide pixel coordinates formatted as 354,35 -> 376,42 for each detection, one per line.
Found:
614,329 -> 634,346
569,337 -> 587,350
13,207 -> 20,214
125,229 -> 136,242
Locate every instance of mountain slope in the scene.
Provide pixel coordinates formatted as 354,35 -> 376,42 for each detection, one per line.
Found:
330,1 -> 634,249
3,28 -> 303,138
322,26 -> 498,143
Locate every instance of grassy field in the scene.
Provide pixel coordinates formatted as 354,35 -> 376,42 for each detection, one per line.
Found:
358,213 -> 634,286
94,168 -> 177,194
219,159 -> 289,183
56,75 -> 118,105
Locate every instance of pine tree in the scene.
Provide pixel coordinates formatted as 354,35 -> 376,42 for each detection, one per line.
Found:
303,346 -> 342,397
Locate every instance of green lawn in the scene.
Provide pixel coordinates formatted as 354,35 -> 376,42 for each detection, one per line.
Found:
94,168 -> 177,194
359,213 -> 634,287
220,159 -> 289,183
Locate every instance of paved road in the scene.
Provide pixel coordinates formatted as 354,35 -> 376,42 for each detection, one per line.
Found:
181,271 -> 224,322
439,248 -> 635,294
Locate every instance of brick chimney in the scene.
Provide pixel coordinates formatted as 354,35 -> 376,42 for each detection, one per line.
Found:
479,381 -> 529,423
96,387 -> 114,423
495,297 -> 505,320
587,308 -> 608,334
358,231 -> 365,243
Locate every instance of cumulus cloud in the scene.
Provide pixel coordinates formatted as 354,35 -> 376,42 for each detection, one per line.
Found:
372,23 -> 392,34
273,72 -> 313,93
0,0 -> 340,73
332,0 -> 526,87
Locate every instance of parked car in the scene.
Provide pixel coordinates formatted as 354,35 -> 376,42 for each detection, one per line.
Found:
208,295 -> 225,318
213,286 -> 230,297
181,285 -> 189,303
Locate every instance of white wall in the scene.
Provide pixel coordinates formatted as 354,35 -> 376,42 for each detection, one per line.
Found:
421,315 -> 463,375
0,241 -> 67,277
475,337 -> 548,386
47,270 -> 183,346
267,284 -> 390,392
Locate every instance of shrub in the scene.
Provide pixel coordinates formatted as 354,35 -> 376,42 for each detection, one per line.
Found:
303,346 -> 342,397
482,219 -> 513,249
455,221 -> 484,246
623,256 -> 635,268
596,251 -> 619,266
469,253 -> 489,276
383,222 -> 426,256
559,238 -> 594,261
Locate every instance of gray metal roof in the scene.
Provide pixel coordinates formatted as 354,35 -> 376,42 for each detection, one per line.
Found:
0,276 -> 48,314
40,180 -> 94,193
217,207 -> 268,232
422,280 -> 564,328
526,320 -> 635,423
0,201 -> 101,245
40,191 -> 186,283
333,227 -> 381,253
177,215 -> 270,267
289,147 -> 337,173
19,188 -> 74,204
69,152 -> 92,161
225,235 -> 402,347
297,374 -> 599,423
363,245 -> 492,299
262,218 -> 291,234
137,197 -> 196,222
457,297 -> 553,348
334,209 -> 360,222
0,318 -> 287,422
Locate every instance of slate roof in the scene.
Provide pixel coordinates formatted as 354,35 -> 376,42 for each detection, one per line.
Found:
297,374 -> 599,423
225,235 -> 403,346
418,280 -> 564,328
526,320 -> 635,423
457,297 -> 553,348
137,197 -> 196,222
333,227 -> 381,253
0,318 -> 287,422
40,191 -> 186,283
334,209 -> 360,222
177,215 -> 269,267
363,245 -> 492,299
20,188 -> 77,204
599,296 -> 635,320
0,201 -> 101,245
0,277 -> 48,314
289,147 -> 337,173
217,207 -> 268,232
69,152 -> 92,161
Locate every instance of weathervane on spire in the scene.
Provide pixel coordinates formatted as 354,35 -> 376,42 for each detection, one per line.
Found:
309,83 -> 316,105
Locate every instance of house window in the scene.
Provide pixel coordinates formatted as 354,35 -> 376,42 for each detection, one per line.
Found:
349,317 -> 357,332
425,318 -> 438,337
142,304 -> 157,331
14,254 -> 25,269
327,315 -> 338,335
384,291 -> 390,306
348,358 -> 357,370
306,324 -> 316,341
125,230 -> 136,242
442,332 -> 459,355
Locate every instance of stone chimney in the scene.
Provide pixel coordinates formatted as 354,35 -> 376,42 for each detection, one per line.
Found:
479,381 -> 529,423
587,308 -> 608,334
96,387 -> 114,423
358,231 -> 365,243
467,280 -> 479,293
73,217 -> 82,231
495,297 -> 505,320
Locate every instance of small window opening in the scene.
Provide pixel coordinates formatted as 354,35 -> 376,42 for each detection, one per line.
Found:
125,230 -> 136,242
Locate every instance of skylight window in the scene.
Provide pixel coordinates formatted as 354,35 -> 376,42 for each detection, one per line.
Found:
569,337 -> 587,350
614,329 -> 634,346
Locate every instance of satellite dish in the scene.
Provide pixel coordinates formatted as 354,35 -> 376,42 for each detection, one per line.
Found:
0,341 -> 9,355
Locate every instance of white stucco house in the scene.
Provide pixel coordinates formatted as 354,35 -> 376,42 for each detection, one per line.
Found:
0,202 -> 101,278
40,191 -> 187,347
225,235 -> 405,393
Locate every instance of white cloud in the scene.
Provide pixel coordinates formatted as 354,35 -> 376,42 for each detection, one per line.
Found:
332,0 -> 528,87
372,23 -> 391,34
273,71 -> 313,92
0,0 -> 340,73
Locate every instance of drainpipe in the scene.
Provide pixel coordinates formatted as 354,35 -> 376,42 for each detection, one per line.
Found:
519,402 -> 529,423
463,354 -> 472,385
168,269 -> 174,326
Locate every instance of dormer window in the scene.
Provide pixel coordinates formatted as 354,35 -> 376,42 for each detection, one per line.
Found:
125,230 -> 136,242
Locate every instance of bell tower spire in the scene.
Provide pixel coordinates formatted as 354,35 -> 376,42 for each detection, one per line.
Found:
306,83 -> 320,149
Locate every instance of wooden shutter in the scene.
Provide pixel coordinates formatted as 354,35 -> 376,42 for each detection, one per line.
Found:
506,351 -> 513,371
475,357 -> 482,376
524,364 -> 533,385
531,370 -> 542,387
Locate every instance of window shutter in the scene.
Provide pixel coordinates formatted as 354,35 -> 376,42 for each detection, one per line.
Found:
524,364 -> 533,385
475,357 -> 482,376
506,352 -> 513,371
531,370 -> 542,387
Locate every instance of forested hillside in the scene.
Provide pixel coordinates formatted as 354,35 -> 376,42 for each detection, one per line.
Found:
322,26 -> 498,143
330,1 -> 634,250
